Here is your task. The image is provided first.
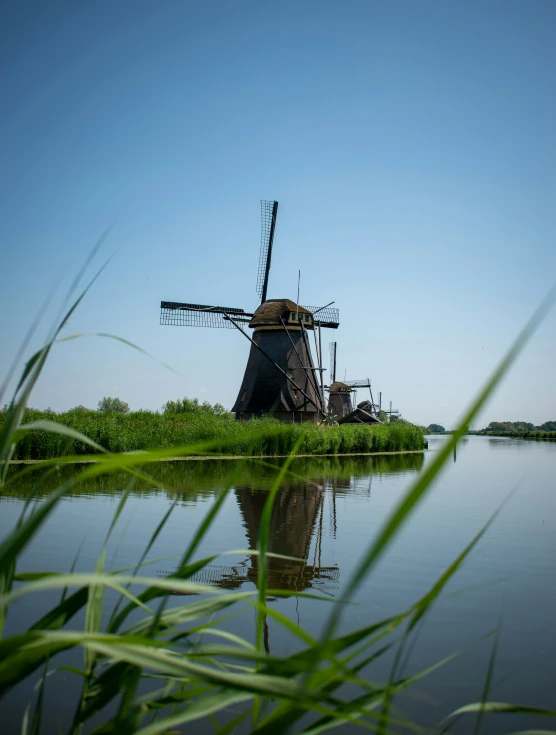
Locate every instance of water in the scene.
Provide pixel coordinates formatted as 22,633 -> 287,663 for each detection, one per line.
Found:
1,437 -> 555,733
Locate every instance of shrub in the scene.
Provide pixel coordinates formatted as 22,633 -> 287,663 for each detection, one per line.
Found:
97,397 -> 130,413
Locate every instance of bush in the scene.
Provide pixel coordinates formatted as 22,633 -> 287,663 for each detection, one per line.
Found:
97,397 -> 130,414
162,397 -> 229,416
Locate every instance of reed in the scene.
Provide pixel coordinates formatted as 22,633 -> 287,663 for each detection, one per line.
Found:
0,267 -> 555,734
1,407 -> 426,461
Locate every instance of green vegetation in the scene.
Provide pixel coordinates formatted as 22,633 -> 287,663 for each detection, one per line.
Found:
427,423 -> 446,433
97,396 -> 130,413
162,396 -> 228,415
0,267 -> 554,734
471,420 -> 556,439
0,406 -> 425,461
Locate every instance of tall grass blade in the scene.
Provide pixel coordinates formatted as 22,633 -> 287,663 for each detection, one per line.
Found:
474,623 -> 500,735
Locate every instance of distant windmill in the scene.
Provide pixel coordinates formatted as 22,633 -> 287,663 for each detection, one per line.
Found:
326,342 -> 382,424
160,201 -> 340,422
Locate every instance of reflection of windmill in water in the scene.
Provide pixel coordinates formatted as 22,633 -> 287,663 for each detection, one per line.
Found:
187,483 -> 339,598
160,201 -> 339,422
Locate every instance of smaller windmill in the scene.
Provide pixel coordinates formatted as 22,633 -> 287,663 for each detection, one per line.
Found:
326,342 -> 382,424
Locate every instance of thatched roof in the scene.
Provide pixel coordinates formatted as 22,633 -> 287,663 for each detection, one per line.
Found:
329,381 -> 352,393
250,299 -> 311,328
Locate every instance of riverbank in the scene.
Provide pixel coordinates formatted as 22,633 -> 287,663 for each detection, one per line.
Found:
3,408 -> 426,460
469,430 -> 556,440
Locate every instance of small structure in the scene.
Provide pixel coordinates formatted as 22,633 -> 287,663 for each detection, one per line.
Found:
338,401 -> 382,425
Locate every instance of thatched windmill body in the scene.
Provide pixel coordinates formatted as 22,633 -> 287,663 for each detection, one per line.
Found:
160,201 -> 339,422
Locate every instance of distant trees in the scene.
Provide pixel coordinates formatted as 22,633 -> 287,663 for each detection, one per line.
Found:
98,397 -> 130,414
539,421 -> 556,432
485,421 -> 535,432
427,424 -> 445,433
162,397 -> 228,416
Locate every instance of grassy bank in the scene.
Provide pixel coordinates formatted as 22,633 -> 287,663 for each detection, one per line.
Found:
2,407 -> 426,460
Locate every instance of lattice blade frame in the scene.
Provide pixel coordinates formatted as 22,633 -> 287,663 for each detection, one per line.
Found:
302,305 -> 340,329
329,342 -> 337,383
256,200 -> 278,302
160,301 -> 251,329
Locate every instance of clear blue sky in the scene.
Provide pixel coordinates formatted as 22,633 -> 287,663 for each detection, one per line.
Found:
1,0 -> 555,428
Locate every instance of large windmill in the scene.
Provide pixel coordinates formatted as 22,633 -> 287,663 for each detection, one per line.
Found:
160,201 -> 339,422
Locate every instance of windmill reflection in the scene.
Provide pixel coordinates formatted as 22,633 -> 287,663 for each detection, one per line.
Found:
235,483 -> 339,596
170,453 -> 425,602
184,482 -> 339,598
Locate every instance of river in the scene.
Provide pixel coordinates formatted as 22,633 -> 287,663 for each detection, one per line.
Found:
0,436 -> 554,733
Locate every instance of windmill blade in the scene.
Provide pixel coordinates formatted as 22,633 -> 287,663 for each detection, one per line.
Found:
160,301 -> 252,329
256,200 -> 279,303
345,379 -> 371,389
329,342 -> 337,383
302,304 -> 340,329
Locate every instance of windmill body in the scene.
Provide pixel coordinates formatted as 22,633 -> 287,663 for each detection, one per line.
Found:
160,201 -> 339,422
327,381 -> 354,418
232,300 -> 322,422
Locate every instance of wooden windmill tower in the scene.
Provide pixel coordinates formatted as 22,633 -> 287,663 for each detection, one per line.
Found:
160,201 -> 340,422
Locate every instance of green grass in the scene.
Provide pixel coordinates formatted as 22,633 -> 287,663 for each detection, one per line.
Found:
0,261 -> 555,734
1,407 -> 426,460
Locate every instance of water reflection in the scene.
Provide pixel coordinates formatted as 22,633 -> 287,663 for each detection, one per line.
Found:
487,437 -> 532,449
2,455 -> 424,604
173,454 -> 424,600
235,483 -> 338,596
2,452 -> 425,501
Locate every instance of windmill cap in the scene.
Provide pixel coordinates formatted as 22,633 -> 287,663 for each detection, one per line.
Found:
329,381 -> 352,392
250,299 -> 312,328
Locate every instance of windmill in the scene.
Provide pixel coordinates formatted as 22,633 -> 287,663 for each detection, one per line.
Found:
326,342 -> 382,424
160,201 -> 340,422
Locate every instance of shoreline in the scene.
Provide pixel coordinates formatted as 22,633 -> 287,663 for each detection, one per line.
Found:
4,448 -> 427,466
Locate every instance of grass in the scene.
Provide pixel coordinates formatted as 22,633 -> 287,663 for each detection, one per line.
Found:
1,407 -> 426,460
0,259 -> 555,734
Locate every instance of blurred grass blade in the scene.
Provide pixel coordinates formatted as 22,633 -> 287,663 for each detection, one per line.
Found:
474,624 -> 500,735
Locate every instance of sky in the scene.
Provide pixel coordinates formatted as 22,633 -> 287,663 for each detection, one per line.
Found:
1,0 -> 555,428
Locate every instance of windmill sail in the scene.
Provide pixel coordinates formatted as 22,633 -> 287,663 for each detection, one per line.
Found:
256,200 -> 279,303
302,305 -> 340,329
329,342 -> 337,383
160,301 -> 252,329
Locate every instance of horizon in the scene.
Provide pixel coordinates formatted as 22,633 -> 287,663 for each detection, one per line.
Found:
1,1 -> 555,428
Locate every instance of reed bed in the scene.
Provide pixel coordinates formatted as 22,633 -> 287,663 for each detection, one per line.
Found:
2,408 -> 426,461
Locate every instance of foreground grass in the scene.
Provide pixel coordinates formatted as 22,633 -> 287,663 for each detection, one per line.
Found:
1,408 -> 426,460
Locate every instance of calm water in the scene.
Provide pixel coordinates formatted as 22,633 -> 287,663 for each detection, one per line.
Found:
0,437 -> 555,733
